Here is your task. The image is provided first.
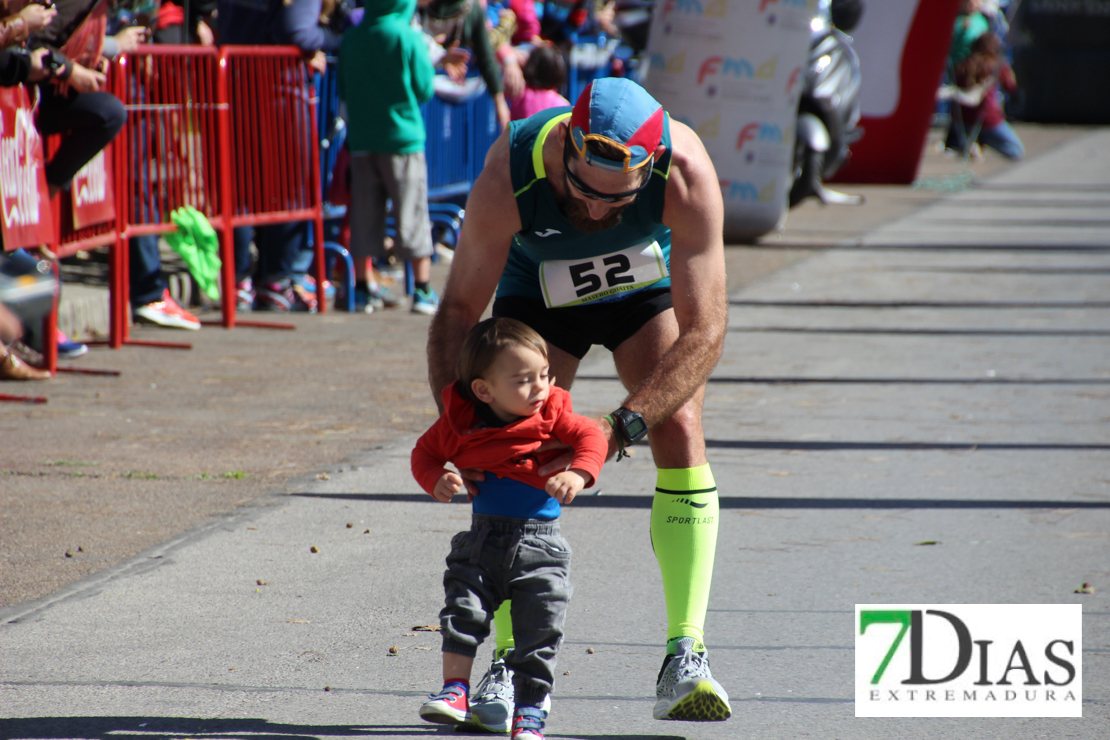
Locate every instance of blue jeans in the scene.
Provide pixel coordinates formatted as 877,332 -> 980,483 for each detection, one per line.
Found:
978,121 -> 1024,160
233,223 -> 307,285
947,118 -> 1024,160
130,235 -> 167,308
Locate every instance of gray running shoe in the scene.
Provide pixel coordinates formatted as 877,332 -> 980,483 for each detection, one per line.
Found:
653,637 -> 732,721
465,650 -> 552,732
467,650 -> 516,732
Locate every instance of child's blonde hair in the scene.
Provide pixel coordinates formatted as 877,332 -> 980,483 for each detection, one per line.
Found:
457,318 -> 549,404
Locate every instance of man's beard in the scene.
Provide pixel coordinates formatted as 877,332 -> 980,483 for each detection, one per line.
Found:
555,181 -> 630,234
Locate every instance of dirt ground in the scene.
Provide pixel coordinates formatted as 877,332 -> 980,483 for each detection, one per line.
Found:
0,123 -> 1090,610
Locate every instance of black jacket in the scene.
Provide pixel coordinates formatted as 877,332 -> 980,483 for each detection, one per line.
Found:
0,47 -> 31,87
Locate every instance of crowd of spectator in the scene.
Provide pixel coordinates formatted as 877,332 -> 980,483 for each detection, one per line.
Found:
0,0 -> 624,379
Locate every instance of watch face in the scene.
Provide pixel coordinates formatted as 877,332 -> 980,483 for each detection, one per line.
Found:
622,413 -> 648,442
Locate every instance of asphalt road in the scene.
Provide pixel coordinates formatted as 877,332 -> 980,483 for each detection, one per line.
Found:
1,123 -> 1107,739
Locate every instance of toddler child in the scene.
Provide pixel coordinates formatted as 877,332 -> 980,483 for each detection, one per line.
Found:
411,317 -> 607,739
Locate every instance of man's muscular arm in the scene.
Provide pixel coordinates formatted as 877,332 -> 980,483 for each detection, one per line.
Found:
619,120 -> 728,428
427,129 -> 523,412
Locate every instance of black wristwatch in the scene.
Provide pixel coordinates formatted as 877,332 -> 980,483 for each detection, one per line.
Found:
609,406 -> 648,447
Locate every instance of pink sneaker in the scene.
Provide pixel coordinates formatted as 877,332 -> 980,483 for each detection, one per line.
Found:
419,685 -> 470,725
134,289 -> 201,330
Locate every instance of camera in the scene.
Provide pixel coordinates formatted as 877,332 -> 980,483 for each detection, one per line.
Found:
44,50 -> 66,74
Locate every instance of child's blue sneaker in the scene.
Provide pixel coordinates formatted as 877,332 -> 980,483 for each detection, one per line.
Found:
510,706 -> 547,740
411,287 -> 439,316
352,284 -> 400,313
56,331 -> 88,359
292,273 -> 336,301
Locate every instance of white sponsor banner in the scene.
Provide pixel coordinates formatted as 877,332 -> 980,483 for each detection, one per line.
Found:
70,147 -> 115,229
849,1 -> 918,118
856,604 -> 1083,717
642,0 -> 814,241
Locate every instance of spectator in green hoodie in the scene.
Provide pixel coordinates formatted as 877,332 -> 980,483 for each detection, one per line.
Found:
339,0 -> 439,315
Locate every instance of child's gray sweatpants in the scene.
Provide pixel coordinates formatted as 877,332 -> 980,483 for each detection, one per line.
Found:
440,513 -> 572,707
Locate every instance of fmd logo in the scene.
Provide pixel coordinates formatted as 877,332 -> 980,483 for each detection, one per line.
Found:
719,179 -> 776,203
736,122 -> 787,151
697,54 -> 776,85
673,114 -> 720,140
762,0 -> 819,29
649,49 -> 686,75
785,66 -> 804,95
760,0 -> 816,12
856,604 -> 1082,717
661,0 -> 727,18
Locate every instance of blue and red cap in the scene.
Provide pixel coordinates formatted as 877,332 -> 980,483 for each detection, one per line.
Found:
569,78 -> 664,173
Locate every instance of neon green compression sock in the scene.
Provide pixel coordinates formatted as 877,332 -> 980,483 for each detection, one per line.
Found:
493,600 -> 514,658
651,464 -> 720,653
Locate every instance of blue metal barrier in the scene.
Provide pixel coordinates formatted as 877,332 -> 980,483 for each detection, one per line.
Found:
468,92 -> 499,185
317,61 -> 345,199
566,35 -> 617,106
422,81 -> 498,200
314,67 -> 485,302
423,91 -> 473,198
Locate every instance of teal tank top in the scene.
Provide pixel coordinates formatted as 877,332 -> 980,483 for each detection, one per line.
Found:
497,107 -> 674,307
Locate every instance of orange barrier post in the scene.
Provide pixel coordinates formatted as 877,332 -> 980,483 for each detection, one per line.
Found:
215,46 -> 326,329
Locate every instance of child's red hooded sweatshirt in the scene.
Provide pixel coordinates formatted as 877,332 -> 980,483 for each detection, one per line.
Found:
411,381 -> 607,496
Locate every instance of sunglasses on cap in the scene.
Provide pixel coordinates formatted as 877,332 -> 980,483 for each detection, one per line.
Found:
562,138 -> 653,204
570,126 -> 654,173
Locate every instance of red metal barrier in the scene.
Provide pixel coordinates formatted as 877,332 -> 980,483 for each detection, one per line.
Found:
110,45 -> 224,349
0,85 -> 53,248
216,46 -> 326,328
109,45 -> 325,335
1,85 -> 55,397
3,45 -> 325,389
40,142 -> 126,374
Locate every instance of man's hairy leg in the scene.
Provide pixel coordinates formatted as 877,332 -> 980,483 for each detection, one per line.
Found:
611,309 -> 706,468
546,341 -> 580,391
613,310 -> 718,652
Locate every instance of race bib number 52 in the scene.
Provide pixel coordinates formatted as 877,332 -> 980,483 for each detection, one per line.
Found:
539,241 -> 668,308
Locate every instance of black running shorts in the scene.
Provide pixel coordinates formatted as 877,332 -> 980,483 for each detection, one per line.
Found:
492,288 -> 673,360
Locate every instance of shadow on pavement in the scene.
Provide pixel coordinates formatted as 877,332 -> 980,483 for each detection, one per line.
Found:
581,374 -> 1110,385
741,243 -> 1110,252
727,327 -> 1110,336
292,493 -> 1110,510
0,717 -> 687,740
730,298 -> 1110,305
704,440 -> 1110,451
0,717 -> 454,739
